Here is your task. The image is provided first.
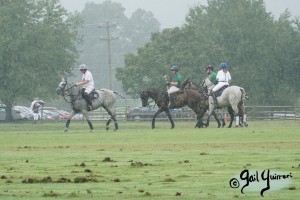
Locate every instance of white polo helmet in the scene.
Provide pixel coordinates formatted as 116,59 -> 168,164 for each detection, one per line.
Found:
79,64 -> 87,70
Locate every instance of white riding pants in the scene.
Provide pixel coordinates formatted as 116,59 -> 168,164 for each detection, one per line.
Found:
84,86 -> 94,94
167,86 -> 180,94
212,82 -> 228,92
33,113 -> 39,121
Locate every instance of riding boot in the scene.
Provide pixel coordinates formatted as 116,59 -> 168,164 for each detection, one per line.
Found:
168,94 -> 171,107
84,92 -> 93,111
169,94 -> 176,107
211,91 -> 219,106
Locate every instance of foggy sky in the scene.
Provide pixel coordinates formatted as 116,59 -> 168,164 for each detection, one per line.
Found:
59,0 -> 300,28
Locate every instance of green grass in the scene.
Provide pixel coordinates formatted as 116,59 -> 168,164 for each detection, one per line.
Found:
0,120 -> 299,199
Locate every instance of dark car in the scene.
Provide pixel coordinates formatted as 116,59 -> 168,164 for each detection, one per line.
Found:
126,107 -> 183,120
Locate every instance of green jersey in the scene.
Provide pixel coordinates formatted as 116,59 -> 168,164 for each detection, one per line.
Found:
209,71 -> 218,85
170,73 -> 182,88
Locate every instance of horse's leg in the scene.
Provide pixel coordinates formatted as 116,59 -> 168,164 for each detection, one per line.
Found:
195,113 -> 204,128
219,112 -> 226,127
239,103 -> 248,127
206,97 -> 215,128
211,111 -> 221,128
103,106 -> 118,131
165,109 -> 175,129
227,107 -> 235,128
82,111 -> 94,132
152,109 -> 163,129
64,110 -> 76,132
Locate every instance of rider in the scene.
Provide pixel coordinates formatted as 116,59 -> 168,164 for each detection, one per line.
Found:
205,65 -> 218,94
211,62 -> 232,104
166,65 -> 182,94
166,65 -> 182,106
30,98 -> 44,124
75,64 -> 95,111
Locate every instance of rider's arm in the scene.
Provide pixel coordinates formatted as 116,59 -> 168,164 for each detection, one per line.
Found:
76,80 -> 89,86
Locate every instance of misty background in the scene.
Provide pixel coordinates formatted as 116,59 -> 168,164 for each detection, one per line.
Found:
1,0 -> 300,121
60,0 -> 300,28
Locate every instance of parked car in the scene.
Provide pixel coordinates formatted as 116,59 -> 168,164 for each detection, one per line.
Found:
13,106 -> 34,120
126,107 -> 183,120
42,107 -> 70,120
0,106 -> 23,120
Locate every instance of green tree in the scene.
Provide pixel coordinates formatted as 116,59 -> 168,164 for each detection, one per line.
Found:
116,0 -> 300,105
0,0 -> 81,121
74,0 -> 160,92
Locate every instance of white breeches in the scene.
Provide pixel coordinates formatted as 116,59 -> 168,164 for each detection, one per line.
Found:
167,86 -> 180,94
212,82 -> 228,92
33,113 -> 39,121
84,86 -> 94,94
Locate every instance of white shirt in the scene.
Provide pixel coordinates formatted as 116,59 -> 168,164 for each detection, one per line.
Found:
82,70 -> 94,89
216,70 -> 231,82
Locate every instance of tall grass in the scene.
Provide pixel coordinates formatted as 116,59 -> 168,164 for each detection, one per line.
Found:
0,120 -> 299,199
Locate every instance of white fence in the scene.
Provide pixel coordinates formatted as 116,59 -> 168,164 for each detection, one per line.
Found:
87,99 -> 300,121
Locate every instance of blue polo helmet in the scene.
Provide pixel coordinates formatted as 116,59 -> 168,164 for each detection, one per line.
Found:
220,62 -> 228,69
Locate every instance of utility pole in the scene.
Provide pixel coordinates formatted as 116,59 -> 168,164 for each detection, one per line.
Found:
99,19 -> 118,90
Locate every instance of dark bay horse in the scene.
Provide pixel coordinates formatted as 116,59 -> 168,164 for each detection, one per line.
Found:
140,88 -> 222,129
56,78 -> 124,132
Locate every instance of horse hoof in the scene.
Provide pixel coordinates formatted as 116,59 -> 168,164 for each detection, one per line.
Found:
106,126 -> 109,131
64,129 -> 68,133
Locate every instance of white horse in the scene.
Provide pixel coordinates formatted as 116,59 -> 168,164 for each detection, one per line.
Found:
56,77 -> 124,132
203,77 -> 248,128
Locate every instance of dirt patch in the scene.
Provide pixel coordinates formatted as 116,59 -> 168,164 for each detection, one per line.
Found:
102,157 -> 115,162
22,176 -> 71,184
1,175 -> 7,179
74,176 -> 98,183
129,161 -> 154,167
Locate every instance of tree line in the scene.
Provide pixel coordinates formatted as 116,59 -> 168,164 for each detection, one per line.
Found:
116,0 -> 300,106
1,0 -> 299,121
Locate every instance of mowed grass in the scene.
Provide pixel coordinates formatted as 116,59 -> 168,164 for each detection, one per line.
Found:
0,120 -> 299,200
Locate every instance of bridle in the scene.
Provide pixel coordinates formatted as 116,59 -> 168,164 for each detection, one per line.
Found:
58,80 -> 81,103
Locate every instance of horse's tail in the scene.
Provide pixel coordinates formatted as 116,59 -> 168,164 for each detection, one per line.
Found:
113,91 -> 125,99
240,87 -> 249,101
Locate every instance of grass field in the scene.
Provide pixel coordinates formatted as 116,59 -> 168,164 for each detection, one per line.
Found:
0,120 -> 299,200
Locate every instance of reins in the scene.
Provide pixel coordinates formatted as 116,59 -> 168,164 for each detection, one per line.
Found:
60,82 -> 82,103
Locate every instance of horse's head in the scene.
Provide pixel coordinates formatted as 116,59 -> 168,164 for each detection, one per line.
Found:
181,78 -> 191,90
56,78 -> 68,96
139,90 -> 150,107
203,77 -> 215,91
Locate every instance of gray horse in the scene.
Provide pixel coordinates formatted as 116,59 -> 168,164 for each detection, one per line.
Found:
56,78 -> 124,132
203,77 -> 248,128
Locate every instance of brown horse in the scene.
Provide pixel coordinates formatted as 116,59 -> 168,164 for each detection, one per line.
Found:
140,88 -> 222,129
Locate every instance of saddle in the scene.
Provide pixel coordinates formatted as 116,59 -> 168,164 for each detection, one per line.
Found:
81,89 -> 99,100
88,90 -> 99,100
215,85 -> 228,97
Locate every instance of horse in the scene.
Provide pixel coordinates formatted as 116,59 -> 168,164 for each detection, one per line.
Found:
202,77 -> 248,128
140,88 -> 222,129
56,77 -> 124,132
181,78 -> 226,127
